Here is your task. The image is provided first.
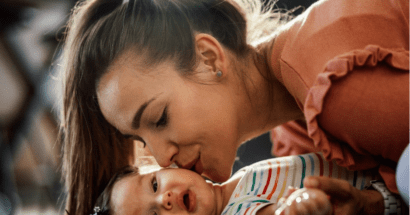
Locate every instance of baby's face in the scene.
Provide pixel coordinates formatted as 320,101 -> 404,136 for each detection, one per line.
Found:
111,167 -> 217,215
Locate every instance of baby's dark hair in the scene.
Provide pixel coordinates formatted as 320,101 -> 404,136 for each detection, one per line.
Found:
91,166 -> 139,215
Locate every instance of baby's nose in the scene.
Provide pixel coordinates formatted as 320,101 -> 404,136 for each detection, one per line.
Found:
159,191 -> 173,210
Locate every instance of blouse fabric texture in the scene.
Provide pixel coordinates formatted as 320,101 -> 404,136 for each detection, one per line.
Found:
269,0 -> 409,193
221,153 -> 378,215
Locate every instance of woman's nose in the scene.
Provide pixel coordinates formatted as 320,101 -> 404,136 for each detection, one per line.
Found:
147,137 -> 178,167
157,191 -> 173,210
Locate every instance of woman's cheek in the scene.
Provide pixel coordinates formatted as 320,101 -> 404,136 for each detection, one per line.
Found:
210,164 -> 232,182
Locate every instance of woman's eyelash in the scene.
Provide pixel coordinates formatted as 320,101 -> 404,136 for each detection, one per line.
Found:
151,176 -> 158,192
127,136 -> 146,148
141,140 -> 146,148
156,107 -> 168,127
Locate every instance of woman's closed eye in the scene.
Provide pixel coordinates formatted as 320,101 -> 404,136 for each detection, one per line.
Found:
156,107 -> 168,127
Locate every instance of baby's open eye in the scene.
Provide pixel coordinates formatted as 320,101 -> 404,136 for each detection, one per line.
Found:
152,177 -> 158,192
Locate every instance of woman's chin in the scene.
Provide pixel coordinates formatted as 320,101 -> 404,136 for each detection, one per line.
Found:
204,170 -> 231,183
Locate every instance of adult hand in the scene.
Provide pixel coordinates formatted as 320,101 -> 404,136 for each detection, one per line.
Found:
303,176 -> 384,215
274,187 -> 332,215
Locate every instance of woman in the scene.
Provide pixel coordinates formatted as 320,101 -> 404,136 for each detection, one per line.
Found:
60,0 -> 409,214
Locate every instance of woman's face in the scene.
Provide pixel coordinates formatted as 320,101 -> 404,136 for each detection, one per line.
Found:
97,52 -> 240,182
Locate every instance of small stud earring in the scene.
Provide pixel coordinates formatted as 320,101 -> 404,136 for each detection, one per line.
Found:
216,70 -> 223,77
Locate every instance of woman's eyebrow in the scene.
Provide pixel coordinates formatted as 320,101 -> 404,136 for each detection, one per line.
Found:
132,97 -> 157,129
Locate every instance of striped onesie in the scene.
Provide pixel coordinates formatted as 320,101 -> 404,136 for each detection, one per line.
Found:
221,152 -> 380,215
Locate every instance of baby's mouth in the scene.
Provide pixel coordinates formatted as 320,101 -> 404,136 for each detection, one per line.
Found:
179,190 -> 196,212
183,193 -> 190,211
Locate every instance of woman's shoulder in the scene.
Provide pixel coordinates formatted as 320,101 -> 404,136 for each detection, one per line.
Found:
269,0 -> 408,102
280,0 -> 409,60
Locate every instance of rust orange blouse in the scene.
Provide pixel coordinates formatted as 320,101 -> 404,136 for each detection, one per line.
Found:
269,0 -> 409,193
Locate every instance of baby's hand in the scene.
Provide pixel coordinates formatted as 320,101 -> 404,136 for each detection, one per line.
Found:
275,188 -> 332,215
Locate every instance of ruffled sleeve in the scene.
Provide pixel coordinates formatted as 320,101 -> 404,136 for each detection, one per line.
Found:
304,45 -> 409,192
270,0 -> 409,193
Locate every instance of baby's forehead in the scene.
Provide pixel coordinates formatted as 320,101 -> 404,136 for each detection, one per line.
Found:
111,174 -> 145,214
111,167 -> 165,214
112,174 -> 139,197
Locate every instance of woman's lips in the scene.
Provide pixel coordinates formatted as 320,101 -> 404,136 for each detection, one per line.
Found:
180,156 -> 199,170
187,156 -> 204,175
194,157 -> 204,175
181,155 -> 203,175
178,190 -> 196,212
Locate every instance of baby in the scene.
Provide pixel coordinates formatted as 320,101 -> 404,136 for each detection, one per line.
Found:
92,152 -> 379,215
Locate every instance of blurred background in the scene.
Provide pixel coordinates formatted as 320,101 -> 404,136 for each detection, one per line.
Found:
0,0 -> 315,214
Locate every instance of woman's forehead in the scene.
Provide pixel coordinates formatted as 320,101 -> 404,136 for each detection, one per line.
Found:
108,48 -> 176,77
108,48 -> 148,73
96,62 -> 168,128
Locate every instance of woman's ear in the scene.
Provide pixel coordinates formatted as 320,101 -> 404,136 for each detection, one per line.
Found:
195,33 -> 227,78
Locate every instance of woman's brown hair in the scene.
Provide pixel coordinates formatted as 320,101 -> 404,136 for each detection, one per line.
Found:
59,0 -> 262,214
